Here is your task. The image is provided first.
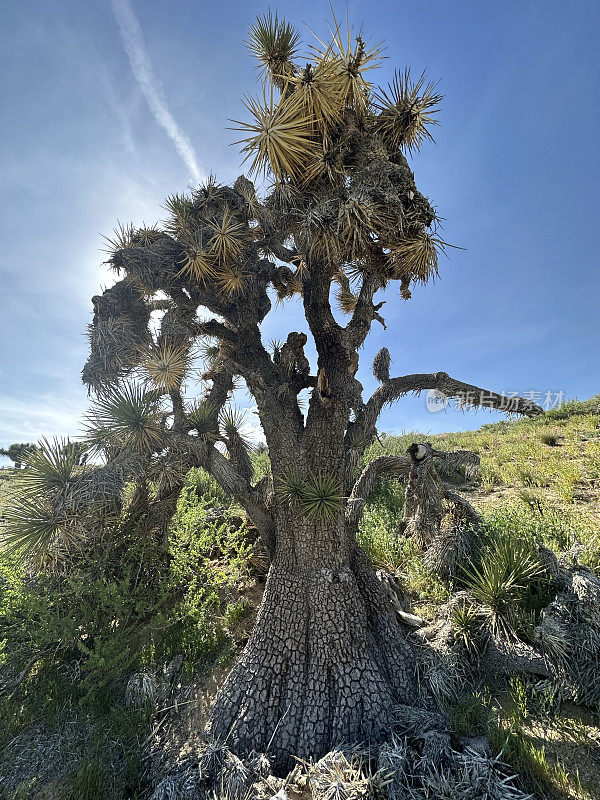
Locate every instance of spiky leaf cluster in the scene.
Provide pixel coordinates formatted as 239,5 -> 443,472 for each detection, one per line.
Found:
247,12 -> 300,85
142,342 -> 190,392
1,496 -> 67,560
388,230 -> 447,283
461,540 -> 546,637
220,408 -> 254,483
300,473 -> 343,519
0,438 -> 120,562
451,601 -> 480,655
374,70 -> 442,154
275,470 -> 307,506
276,471 -> 343,520
84,384 -> 163,455
187,400 -> 219,439
233,88 -> 317,182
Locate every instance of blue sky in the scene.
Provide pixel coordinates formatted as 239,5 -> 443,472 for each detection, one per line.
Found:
1,0 -> 599,454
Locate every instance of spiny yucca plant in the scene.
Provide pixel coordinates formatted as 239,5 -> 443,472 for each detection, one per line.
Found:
187,400 -> 219,439
247,11 -> 300,85
275,470 -> 307,506
142,342 -> 190,392
275,471 -> 343,520
216,266 -> 246,299
220,407 -> 254,483
451,601 -> 481,655
461,540 -> 546,636
232,87 -> 317,181
388,230 -> 448,283
1,495 -> 67,558
19,436 -> 84,496
288,60 -> 345,127
84,383 -> 163,455
207,206 -> 248,264
299,472 -> 344,520
309,10 -> 385,111
374,69 -> 443,154
219,407 -> 252,445
177,244 -> 216,283
0,435 -> 125,560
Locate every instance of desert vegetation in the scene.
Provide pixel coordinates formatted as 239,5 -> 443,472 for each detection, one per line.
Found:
2,400 -> 600,798
1,9 -> 598,800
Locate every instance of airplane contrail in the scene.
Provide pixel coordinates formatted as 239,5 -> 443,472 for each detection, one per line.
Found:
111,0 -> 204,184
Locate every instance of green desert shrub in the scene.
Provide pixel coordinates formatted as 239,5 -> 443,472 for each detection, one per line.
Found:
460,536 -> 548,637
450,691 -> 492,737
545,394 -> 600,420
539,432 -> 560,447
0,468 -> 251,796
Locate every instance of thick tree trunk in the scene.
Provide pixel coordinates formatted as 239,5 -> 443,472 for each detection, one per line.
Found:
208,515 -> 417,774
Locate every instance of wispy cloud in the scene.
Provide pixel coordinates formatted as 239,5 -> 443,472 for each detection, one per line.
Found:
111,0 -> 204,184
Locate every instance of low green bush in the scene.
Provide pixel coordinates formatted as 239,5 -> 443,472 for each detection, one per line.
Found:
449,691 -> 492,737
545,395 -> 600,420
0,468 -> 251,797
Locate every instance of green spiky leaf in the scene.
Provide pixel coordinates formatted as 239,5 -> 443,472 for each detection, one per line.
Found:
461,540 -> 545,637
1,495 -> 66,559
247,12 -> 300,81
299,472 -> 343,520
219,407 -> 252,450
275,471 -> 307,507
19,437 -> 84,498
187,400 -> 219,439
84,384 -> 163,455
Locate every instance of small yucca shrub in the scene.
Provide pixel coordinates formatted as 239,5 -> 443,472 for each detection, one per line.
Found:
451,601 -> 481,654
461,539 -> 545,636
299,473 -> 343,520
276,472 -> 343,520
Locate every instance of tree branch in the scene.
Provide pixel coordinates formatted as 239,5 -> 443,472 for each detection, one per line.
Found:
345,272 -> 386,349
345,455 -> 411,531
171,434 -> 275,551
194,319 -> 237,344
350,371 -> 543,457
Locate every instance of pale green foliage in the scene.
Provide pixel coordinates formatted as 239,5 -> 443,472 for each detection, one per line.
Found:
84,383 -> 163,455
276,471 -> 343,520
461,540 -> 545,636
0,467 -> 251,796
299,473 -> 343,520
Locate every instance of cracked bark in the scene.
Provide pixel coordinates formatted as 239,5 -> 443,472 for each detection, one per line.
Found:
208,508 -> 416,774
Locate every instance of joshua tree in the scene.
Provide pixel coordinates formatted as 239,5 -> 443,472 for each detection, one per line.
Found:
0,443 -> 37,469
5,12 -> 542,771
